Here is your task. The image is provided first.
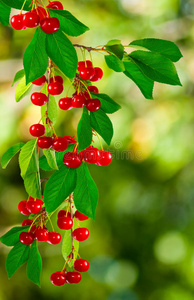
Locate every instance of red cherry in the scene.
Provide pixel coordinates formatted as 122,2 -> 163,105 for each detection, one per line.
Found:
22,219 -> 33,226
63,152 -> 82,169
52,137 -> 69,152
59,97 -> 73,111
79,68 -> 95,81
47,232 -> 62,245
37,137 -> 53,149
75,211 -> 89,221
23,12 -> 40,28
83,146 -> 100,164
29,124 -> 45,137
10,14 -> 25,30
48,82 -> 63,95
58,210 -> 71,219
50,271 -> 66,286
33,7 -> 47,21
86,98 -> 101,112
73,228 -> 89,242
72,94 -> 86,108
97,151 -> 112,166
32,75 -> 46,86
66,272 -> 82,284
19,232 -> 34,245
50,75 -> 63,84
31,92 -> 48,106
26,199 -> 44,214
30,225 -> 37,233
90,67 -> 103,82
78,60 -> 93,71
40,17 -> 60,34
64,136 -> 77,144
88,86 -> 99,93
74,259 -> 90,272
18,201 -> 30,215
35,228 -> 49,242
57,217 -> 73,230
47,1 -> 64,10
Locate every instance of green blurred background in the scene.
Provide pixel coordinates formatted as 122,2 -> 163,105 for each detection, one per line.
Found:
0,0 -> 193,299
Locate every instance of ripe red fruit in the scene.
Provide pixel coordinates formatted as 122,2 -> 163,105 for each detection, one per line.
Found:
23,12 -> 40,28
57,217 -> 73,230
48,82 -> 63,95
79,68 -> 95,81
32,7 -> 47,21
59,97 -> 73,110
66,272 -> 82,284
58,210 -> 71,219
52,137 -> 69,152
47,232 -> 62,245
88,86 -> 99,93
26,199 -> 44,214
65,136 -> 77,144
29,124 -> 45,137
47,1 -> 64,10
97,151 -> 112,166
50,75 -> 63,84
86,98 -> 101,112
72,94 -> 86,108
18,201 -> 30,215
31,92 -> 48,106
22,219 -> 33,226
32,75 -> 46,86
63,152 -> 82,169
10,14 -> 24,30
83,146 -> 101,164
40,17 -> 60,34
19,232 -> 34,245
90,67 -> 103,82
50,271 -> 66,286
35,228 -> 49,242
37,137 -> 53,149
78,60 -> 93,71
75,210 -> 89,221
73,228 -> 89,242
74,259 -> 90,272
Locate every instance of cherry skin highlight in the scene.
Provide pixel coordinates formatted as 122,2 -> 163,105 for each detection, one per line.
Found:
19,232 -> 34,245
47,232 -> 62,245
40,18 -> 60,34
29,124 -> 45,137
66,272 -> 82,284
18,200 -> 30,215
79,68 -> 95,81
74,259 -> 90,272
85,98 -> 101,112
83,146 -> 101,164
31,92 -> 48,106
48,82 -> 63,95
10,15 -> 24,30
59,97 -> 73,110
37,137 -> 53,149
35,228 -> 49,242
52,137 -> 69,152
73,228 -> 89,242
23,12 -> 40,28
57,217 -> 73,230
32,75 -> 46,86
50,271 -> 66,286
72,94 -> 86,108
75,210 -> 89,221
63,152 -> 82,169
97,151 -> 112,166
26,199 -> 44,214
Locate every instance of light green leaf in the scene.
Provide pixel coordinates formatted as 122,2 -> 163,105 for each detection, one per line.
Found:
105,39 -> 125,59
19,139 -> 38,177
27,241 -> 42,286
23,172 -> 42,199
43,149 -> 58,170
41,94 -> 58,126
1,142 -> 25,169
105,54 -> 125,72
11,69 -> 25,87
62,230 -> 79,266
15,76 -> 33,102
90,109 -> 113,145
91,93 -> 121,114
77,107 -> 93,151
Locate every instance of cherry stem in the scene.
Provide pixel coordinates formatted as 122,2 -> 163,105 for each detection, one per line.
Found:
47,59 -> 52,114
20,0 -> 28,14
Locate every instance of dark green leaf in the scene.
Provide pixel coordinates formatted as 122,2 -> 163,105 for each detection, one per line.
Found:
105,40 -> 125,59
15,76 -> 33,102
43,149 -> 58,170
77,107 -> 93,151
0,1 -> 11,26
0,226 -> 28,247
27,241 -> 42,286
91,93 -> 121,114
1,0 -> 31,11
90,109 -> 113,145
6,242 -> 30,279
105,54 -> 125,72
23,27 -> 48,84
23,172 -> 42,199
1,142 -> 25,169
74,163 -> 98,220
11,69 -> 25,87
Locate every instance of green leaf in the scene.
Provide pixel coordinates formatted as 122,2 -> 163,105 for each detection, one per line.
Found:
15,76 -> 33,102
1,0 -> 31,11
23,172 -> 42,199
26,241 -> 42,286
62,230 -> 79,266
77,107 -> 93,151
44,165 -> 77,214
74,163 -> 98,220
105,40 -> 125,59
129,50 -> 182,86
123,60 -> 154,99
6,242 -> 30,279
1,142 -> 25,169
91,93 -> 121,114
49,9 -> 89,37
90,109 -> 113,145
129,38 -> 183,62
105,54 -> 125,72
41,95 -> 58,126
0,1 -> 11,26
11,69 -> 25,87
46,29 -> 78,79
43,149 -> 58,170
23,27 -> 48,85
0,226 -> 28,247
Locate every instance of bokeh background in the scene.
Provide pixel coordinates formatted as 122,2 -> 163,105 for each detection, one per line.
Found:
0,0 -> 193,299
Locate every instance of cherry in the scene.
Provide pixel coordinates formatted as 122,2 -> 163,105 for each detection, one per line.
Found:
63,152 -> 82,169
37,137 -> 53,149
29,124 -> 45,137
50,271 -> 66,286
75,210 -> 89,221
83,146 -> 100,164
40,17 -> 60,34
33,7 -> 47,21
57,217 -> 73,230
31,92 -> 48,106
74,259 -> 90,272
86,98 -> 101,112
59,97 -> 73,110
18,201 -> 30,215
88,86 -> 99,93
32,75 -> 46,86
22,219 -> 33,226
72,94 -> 86,108
90,67 -> 103,82
65,136 -> 77,144
30,225 -> 37,233
97,151 -> 112,166
50,75 -> 63,84
58,210 -> 71,219
48,82 -> 63,95
52,137 -> 69,152
79,68 -> 95,81
10,14 -> 24,30
35,228 -> 49,242
73,228 -> 89,242
47,232 -> 62,245
19,232 -> 34,245
26,199 -> 44,214
78,60 -> 93,71
23,12 -> 40,28
66,272 -> 81,284
47,1 -> 64,10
